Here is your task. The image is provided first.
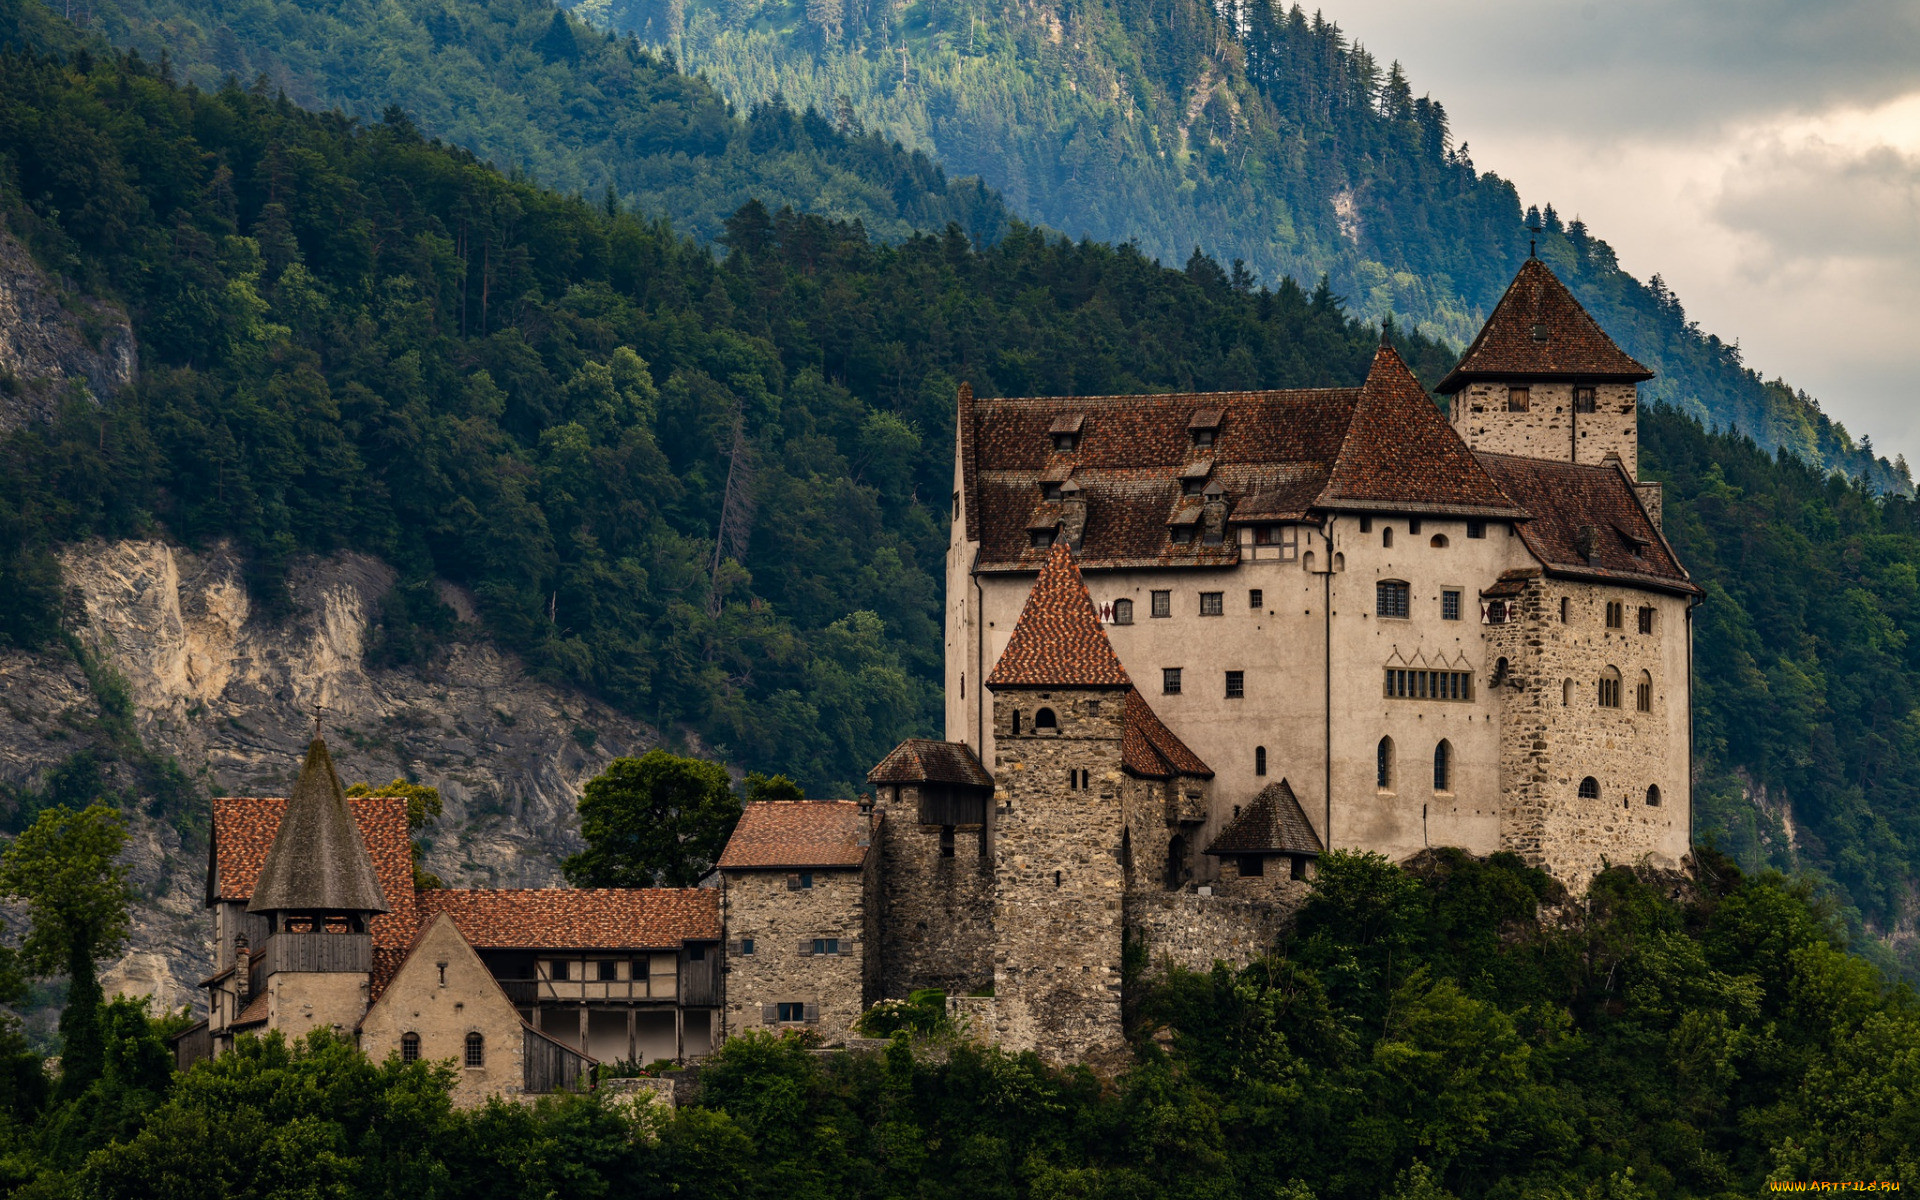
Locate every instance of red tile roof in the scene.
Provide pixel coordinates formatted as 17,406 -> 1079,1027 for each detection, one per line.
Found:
1205,780 -> 1322,857
985,542 -> 1132,688
717,801 -> 874,870
1122,688 -> 1213,779
415,887 -> 721,949
1437,258 -> 1652,393
960,348 -> 1524,571
1318,346 -> 1527,518
209,794 -> 417,957
867,739 -> 994,788
1474,453 -> 1699,595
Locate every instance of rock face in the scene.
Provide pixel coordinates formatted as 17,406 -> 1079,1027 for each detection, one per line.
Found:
0,227 -> 137,428
0,539 -> 663,1022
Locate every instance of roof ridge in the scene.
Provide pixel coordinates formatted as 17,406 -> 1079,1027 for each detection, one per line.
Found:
1438,258 -> 1651,393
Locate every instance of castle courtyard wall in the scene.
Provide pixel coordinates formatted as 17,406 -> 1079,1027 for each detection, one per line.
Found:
1125,890 -> 1299,975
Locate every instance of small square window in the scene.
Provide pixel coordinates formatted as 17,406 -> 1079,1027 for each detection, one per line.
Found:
1029,530 -> 1054,549
1507,387 -> 1530,413
1111,598 -> 1134,625
598,960 -> 618,981
1225,671 -> 1244,699
1041,482 -> 1062,500
1052,432 -> 1078,452
1637,606 -> 1654,634
1575,386 -> 1596,413
1376,581 -> 1410,619
1408,518 -> 1422,535
1163,668 -> 1182,695
1171,526 -> 1194,545
813,938 -> 840,956
1151,590 -> 1171,618
1441,590 -> 1461,621
1199,592 -> 1223,616
1359,516 -> 1373,533
776,1002 -> 806,1023
798,872 -> 813,888
1248,589 -> 1263,609
1466,520 -> 1486,539
740,938 -> 756,956
1192,428 -> 1215,447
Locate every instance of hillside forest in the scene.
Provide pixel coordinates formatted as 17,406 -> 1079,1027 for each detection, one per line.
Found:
33,0 -> 1907,486
1,21 -> 1919,974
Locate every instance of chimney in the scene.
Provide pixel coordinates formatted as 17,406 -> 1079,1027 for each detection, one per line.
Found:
234,934 -> 251,1005
1634,481 -> 1664,531
1201,480 -> 1228,545
1574,524 -> 1597,563
1058,479 -> 1088,551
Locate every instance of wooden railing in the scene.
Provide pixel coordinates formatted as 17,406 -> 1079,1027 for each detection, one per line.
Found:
494,977 -> 678,1004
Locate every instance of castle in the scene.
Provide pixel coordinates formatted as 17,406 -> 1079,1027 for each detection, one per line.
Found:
175,257 -> 1697,1089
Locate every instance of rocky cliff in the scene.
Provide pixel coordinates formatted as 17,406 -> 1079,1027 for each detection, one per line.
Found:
0,226 -> 136,427
0,539 -> 663,1025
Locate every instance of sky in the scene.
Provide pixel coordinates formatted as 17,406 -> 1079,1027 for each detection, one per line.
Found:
1325,0 -> 1920,464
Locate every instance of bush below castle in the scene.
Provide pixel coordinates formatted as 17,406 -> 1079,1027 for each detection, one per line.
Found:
2,849 -> 1913,1197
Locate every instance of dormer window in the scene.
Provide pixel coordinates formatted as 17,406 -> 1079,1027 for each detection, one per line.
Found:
1530,323 -> 1549,343
1182,477 -> 1205,496
1030,530 -> 1055,549
1042,482 -> 1063,501
1171,526 -> 1194,545
1188,407 -> 1222,447
1049,413 -> 1085,452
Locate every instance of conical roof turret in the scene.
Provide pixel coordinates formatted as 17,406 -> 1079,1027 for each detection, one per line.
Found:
247,738 -> 390,915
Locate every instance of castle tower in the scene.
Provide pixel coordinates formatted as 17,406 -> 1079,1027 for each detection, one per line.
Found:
984,541 -> 1133,1069
1437,258 -> 1654,477
244,737 -> 389,1039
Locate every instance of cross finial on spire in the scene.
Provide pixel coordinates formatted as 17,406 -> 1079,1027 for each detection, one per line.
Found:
311,699 -> 324,739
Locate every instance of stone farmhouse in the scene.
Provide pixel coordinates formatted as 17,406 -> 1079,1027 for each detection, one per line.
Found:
173,257 -> 1699,1089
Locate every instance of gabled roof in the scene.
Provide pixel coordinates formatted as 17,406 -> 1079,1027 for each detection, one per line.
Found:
1122,688 -> 1212,779
210,791 -> 417,962
717,800 -> 874,870
414,888 -> 720,949
985,542 -> 1132,688
247,739 -> 389,915
1205,780 -> 1323,857
1475,452 -> 1699,595
1437,257 -> 1653,393
1315,345 -> 1527,518
867,739 -> 994,788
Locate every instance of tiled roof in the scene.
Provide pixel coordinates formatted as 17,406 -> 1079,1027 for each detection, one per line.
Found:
960,349 -> 1527,570
415,887 -> 721,949
985,542 -> 1132,688
231,993 -> 269,1028
248,739 -> 390,915
209,793 -> 417,956
867,739 -> 994,788
717,801 -> 874,870
1122,688 -> 1213,779
1475,453 -> 1699,595
1318,346 -> 1527,518
1205,780 -> 1323,857
1437,258 -> 1653,393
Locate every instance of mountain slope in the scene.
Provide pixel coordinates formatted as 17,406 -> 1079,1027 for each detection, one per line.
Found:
71,0 -> 1009,246
597,0 -> 1905,491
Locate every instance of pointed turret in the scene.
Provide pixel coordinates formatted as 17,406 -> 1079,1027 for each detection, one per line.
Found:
985,541 -> 1130,689
1438,258 -> 1651,474
247,738 -> 389,920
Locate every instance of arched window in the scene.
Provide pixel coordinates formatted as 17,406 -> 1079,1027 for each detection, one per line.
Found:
1562,678 -> 1574,706
1430,534 -> 1449,548
1578,776 -> 1600,800
1112,598 -> 1134,625
465,1032 -> 484,1068
401,1032 -> 420,1063
1164,834 -> 1187,890
1598,666 -> 1622,708
1376,737 -> 1394,791
1493,657 -> 1509,683
1034,707 -> 1057,730
1433,740 -> 1452,792
1255,746 -> 1267,776
1646,785 -> 1662,807
1382,526 -> 1394,547
1636,671 -> 1653,712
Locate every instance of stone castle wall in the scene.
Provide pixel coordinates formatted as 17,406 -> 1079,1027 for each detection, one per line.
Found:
1452,381 -> 1639,476
721,864 -> 872,1044
1487,575 -> 1690,888
991,686 -> 1129,1069
1125,890 -> 1299,975
875,784 -> 995,998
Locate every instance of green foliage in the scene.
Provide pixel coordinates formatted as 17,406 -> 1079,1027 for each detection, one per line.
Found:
1643,405 -> 1920,950
564,750 -> 743,887
609,0 -> 1906,487
854,988 -> 949,1038
0,38 -> 1432,793
0,802 -> 131,976
742,770 -> 803,803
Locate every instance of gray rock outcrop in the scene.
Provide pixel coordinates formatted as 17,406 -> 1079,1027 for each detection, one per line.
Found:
0,227 -> 136,427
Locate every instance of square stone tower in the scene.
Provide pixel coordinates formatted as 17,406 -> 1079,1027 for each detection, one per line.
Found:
984,541 -> 1134,1069
1438,257 -> 1654,477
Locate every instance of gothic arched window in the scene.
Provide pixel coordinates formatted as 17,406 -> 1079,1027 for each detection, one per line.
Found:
1377,737 -> 1395,791
1578,776 -> 1600,800
1255,746 -> 1267,776
1433,741 -> 1452,792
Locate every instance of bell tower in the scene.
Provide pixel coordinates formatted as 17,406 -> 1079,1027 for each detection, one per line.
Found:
245,737 -> 389,1038
1438,257 -> 1654,477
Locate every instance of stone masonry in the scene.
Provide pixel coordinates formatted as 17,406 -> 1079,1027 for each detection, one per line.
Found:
990,686 -> 1130,1070
1452,381 -> 1640,477
721,852 -> 877,1044
874,783 -> 995,999
359,912 -> 528,1107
